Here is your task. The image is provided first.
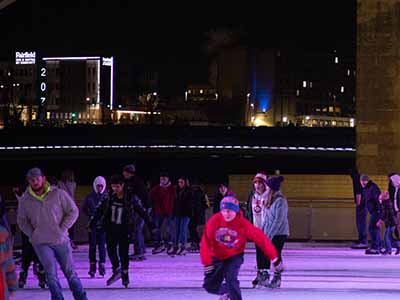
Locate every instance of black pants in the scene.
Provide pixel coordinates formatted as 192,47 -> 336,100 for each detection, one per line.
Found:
88,228 -> 106,264
21,232 -> 44,273
255,245 -> 269,270
203,253 -> 244,300
188,219 -> 200,244
265,235 -> 287,269
356,205 -> 368,244
106,228 -> 130,272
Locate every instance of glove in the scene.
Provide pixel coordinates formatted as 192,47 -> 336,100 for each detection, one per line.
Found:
272,257 -> 284,273
204,264 -> 215,275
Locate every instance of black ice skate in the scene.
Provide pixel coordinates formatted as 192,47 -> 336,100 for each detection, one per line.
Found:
167,245 -> 179,256
252,269 -> 269,288
176,245 -> 187,256
121,269 -> 129,288
99,263 -> 106,276
106,268 -> 121,286
89,262 -> 96,278
152,243 -> 166,255
268,271 -> 281,289
38,270 -> 47,289
18,271 -> 27,288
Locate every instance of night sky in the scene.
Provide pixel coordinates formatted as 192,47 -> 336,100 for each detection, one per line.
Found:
1,1 -> 356,82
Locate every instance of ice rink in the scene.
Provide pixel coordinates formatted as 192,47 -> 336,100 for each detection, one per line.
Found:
14,243 -> 400,300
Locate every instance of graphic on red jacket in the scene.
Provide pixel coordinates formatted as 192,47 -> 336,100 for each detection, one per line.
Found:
215,227 -> 239,248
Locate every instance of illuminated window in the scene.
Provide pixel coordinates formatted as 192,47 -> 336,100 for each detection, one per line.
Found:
329,106 -> 334,112
296,90 -> 300,96
335,107 -> 341,113
310,82 -> 313,88
347,69 -> 351,76
341,86 -> 344,93
303,81 -> 307,88
335,57 -> 339,64
332,120 -> 337,126
322,107 -> 327,112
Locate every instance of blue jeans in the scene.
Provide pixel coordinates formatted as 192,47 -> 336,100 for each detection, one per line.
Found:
175,217 -> 190,246
368,213 -> 382,250
356,205 -> 367,244
203,253 -> 244,300
154,215 -> 175,245
34,242 -> 87,300
384,226 -> 400,252
133,214 -> 145,255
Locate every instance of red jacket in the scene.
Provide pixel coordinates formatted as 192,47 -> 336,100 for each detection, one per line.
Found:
149,184 -> 176,216
200,211 -> 278,266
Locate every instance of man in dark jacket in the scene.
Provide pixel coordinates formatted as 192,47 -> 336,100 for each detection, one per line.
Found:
360,174 -> 383,254
89,174 -> 153,288
350,169 -> 368,249
122,164 -> 149,261
82,176 -> 108,278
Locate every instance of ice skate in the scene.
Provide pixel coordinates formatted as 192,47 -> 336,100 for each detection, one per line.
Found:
152,243 -> 166,255
18,271 -> 27,288
167,245 -> 179,256
122,269 -> 129,288
177,245 -> 187,256
268,271 -> 281,289
88,262 -> 96,278
38,270 -> 47,289
99,263 -> 106,276
106,268 -> 121,286
252,269 -> 269,288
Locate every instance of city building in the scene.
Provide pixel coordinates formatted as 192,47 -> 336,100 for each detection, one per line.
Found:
212,47 -> 356,127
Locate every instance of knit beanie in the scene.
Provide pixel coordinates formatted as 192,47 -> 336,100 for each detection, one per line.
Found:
266,176 -> 284,191
253,172 -> 267,183
220,196 -> 240,213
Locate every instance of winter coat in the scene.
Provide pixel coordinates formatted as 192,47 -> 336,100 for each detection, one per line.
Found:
200,211 -> 278,266
213,190 -> 235,214
361,181 -> 382,215
173,187 -> 193,217
150,184 -> 176,216
245,190 -> 269,228
89,191 -> 150,233
124,175 -> 150,209
261,191 -> 290,239
82,177 -> 108,229
190,185 -> 208,225
17,184 -> 79,245
382,199 -> 398,227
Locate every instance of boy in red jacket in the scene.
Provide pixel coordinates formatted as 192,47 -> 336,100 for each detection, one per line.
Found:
201,196 -> 283,300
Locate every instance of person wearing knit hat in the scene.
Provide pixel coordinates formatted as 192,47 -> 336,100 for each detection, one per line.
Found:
213,182 -> 235,214
246,171 -> 270,287
256,175 -> 289,288
201,195 -> 283,300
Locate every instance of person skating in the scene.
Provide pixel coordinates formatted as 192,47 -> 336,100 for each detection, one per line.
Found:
379,191 -> 400,255
150,172 -> 176,255
89,174 -> 154,288
82,176 -> 108,278
17,167 -> 88,300
0,195 -> 17,300
245,172 -> 271,287
201,196 -> 283,300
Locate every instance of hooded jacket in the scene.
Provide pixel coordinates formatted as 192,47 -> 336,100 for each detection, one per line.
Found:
82,176 -> 108,229
261,191 -> 290,239
362,180 -> 382,215
17,185 -> 79,245
200,211 -> 278,266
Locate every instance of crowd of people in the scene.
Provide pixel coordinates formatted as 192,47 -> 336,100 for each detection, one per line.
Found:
350,171 -> 400,255
0,165 -> 291,300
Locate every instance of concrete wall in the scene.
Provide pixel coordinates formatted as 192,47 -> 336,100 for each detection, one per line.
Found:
229,174 -> 388,240
357,0 -> 400,174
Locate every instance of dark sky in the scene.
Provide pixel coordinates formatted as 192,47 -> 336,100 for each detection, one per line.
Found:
1,1 -> 356,59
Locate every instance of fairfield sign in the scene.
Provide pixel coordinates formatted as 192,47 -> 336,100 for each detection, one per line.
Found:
15,51 -> 36,65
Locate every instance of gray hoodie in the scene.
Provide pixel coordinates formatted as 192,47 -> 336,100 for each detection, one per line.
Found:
17,185 -> 78,245
261,191 -> 290,239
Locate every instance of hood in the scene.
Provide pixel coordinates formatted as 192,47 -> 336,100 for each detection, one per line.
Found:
390,174 -> 400,188
93,176 -> 106,193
